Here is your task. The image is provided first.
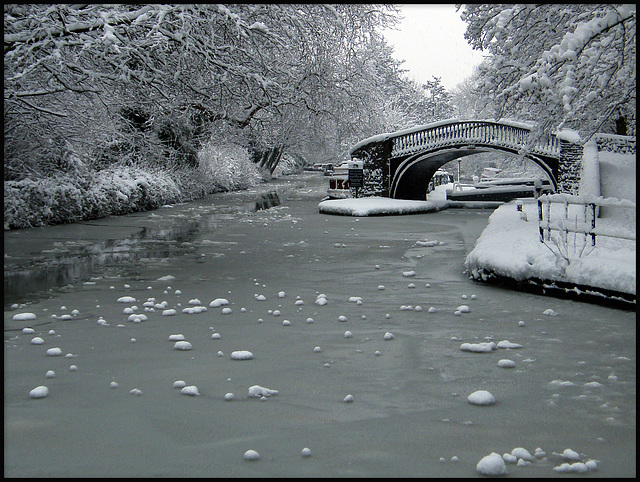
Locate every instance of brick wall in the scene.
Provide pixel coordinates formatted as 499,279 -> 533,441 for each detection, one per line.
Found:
557,140 -> 583,194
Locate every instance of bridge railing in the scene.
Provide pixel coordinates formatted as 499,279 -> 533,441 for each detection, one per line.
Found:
538,193 -> 636,249
390,120 -> 560,159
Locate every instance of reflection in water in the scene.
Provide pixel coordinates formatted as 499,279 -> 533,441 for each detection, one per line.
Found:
254,191 -> 281,211
4,221 -> 201,308
5,185 -> 290,309
3,200 -> 250,308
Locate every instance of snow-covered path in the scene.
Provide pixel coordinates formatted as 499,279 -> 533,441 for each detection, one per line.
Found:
4,172 -> 636,477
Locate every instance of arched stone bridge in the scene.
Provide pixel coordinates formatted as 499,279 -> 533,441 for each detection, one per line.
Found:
349,119 -> 584,200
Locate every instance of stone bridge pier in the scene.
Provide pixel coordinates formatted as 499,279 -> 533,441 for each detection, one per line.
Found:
349,119 -> 584,200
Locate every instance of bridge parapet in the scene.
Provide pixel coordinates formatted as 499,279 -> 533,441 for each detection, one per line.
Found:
390,120 -> 560,159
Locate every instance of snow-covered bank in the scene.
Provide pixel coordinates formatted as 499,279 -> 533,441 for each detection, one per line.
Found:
3,151 -> 303,230
465,199 -> 636,303
3,165 -> 256,231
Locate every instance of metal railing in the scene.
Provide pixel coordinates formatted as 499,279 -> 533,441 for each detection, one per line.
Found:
538,193 -> 636,247
391,120 -> 560,158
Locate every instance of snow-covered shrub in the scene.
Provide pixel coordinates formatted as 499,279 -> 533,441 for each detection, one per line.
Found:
4,164 -> 183,229
3,175 -> 90,228
4,178 -> 53,229
197,143 -> 266,191
4,141 -> 272,230
91,166 -> 182,215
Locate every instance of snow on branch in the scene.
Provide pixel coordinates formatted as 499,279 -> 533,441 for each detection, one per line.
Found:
460,4 -> 636,140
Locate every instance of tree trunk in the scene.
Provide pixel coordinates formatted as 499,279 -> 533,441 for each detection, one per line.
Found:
268,147 -> 285,174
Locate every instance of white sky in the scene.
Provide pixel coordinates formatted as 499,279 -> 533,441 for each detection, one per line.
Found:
382,4 -> 486,91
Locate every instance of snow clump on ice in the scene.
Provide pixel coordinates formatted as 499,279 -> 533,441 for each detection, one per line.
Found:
248,385 -> 278,398
558,448 -> 580,460
554,460 -> 598,473
510,447 -> 534,462
29,386 -> 49,399
460,342 -> 496,353
243,449 -> 260,461
182,306 -> 207,314
173,341 -> 192,351
467,390 -> 496,405
13,312 -> 36,321
231,350 -> 254,360
315,294 -> 328,305
476,452 -> 508,476
209,298 -> 229,307
496,340 -> 522,349
181,385 -> 200,396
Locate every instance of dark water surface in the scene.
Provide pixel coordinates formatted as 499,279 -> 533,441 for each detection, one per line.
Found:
4,189 -> 283,309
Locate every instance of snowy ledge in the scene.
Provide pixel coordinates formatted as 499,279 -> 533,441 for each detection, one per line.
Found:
318,197 -> 447,216
465,200 -> 636,307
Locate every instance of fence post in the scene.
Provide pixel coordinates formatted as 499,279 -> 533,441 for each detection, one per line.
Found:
562,200 -> 568,245
588,203 -> 596,246
538,198 -> 544,242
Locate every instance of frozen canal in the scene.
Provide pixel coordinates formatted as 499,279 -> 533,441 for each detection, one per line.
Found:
4,172 -> 635,477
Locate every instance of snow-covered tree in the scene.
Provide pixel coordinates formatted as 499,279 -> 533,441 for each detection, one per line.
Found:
451,67 -> 496,119
458,4 -> 636,141
420,76 -> 455,121
4,4 -> 401,176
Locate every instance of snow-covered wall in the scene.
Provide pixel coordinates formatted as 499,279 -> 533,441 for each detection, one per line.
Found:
595,134 -> 636,202
579,139 -> 600,198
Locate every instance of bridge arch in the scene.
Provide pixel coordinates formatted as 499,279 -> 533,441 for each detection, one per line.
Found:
349,119 -> 582,200
390,145 -> 558,200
